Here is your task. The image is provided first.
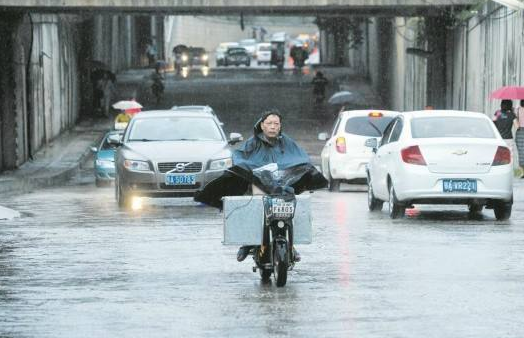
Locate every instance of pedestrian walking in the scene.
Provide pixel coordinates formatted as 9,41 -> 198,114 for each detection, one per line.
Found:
145,40 -> 158,67
493,99 -> 518,169
515,100 -> 524,176
96,72 -> 115,117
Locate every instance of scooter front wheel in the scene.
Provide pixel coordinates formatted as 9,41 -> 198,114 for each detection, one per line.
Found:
273,242 -> 289,287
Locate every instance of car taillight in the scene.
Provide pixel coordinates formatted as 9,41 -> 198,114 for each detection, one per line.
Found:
401,145 -> 426,165
492,146 -> 511,166
335,137 -> 346,153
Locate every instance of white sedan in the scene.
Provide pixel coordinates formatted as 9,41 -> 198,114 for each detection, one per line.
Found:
318,110 -> 399,191
366,110 -> 513,220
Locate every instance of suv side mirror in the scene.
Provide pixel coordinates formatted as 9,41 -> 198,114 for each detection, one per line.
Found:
228,132 -> 243,145
90,146 -> 98,153
364,138 -> 378,152
318,132 -> 328,141
107,134 -> 123,146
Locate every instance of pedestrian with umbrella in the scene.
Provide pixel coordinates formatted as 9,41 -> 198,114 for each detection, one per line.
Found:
490,86 -> 524,175
112,100 -> 142,130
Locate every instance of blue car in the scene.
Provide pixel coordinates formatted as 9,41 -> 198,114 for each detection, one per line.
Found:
91,130 -> 122,187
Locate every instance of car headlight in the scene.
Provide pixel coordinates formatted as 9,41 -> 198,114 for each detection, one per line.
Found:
202,54 -> 208,61
124,159 -> 150,171
182,54 -> 188,62
96,159 -> 114,168
209,158 -> 232,171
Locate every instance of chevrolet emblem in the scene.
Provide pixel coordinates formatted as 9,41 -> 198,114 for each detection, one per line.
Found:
452,149 -> 468,155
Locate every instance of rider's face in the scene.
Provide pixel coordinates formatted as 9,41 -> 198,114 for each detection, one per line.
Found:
261,114 -> 281,139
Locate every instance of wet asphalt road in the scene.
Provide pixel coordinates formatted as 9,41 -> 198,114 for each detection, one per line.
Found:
2,68 -> 524,337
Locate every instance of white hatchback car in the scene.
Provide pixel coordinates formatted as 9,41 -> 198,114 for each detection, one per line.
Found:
366,110 -> 513,220
318,110 -> 399,191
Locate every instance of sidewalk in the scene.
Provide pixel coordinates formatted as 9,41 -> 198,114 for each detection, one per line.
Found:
0,117 -> 113,199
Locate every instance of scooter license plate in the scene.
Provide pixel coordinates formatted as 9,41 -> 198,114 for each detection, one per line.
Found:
272,202 -> 295,217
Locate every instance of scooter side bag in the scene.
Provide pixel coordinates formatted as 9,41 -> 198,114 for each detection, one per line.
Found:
222,195 -> 312,245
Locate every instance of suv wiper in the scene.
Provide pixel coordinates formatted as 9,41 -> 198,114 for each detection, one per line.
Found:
128,138 -> 155,142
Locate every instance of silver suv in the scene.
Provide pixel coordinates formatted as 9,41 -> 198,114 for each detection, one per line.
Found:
110,110 -> 242,208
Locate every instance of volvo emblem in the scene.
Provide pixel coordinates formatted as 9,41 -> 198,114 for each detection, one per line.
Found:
175,163 -> 188,172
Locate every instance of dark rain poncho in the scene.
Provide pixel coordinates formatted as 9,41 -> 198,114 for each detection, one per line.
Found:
194,115 -> 327,209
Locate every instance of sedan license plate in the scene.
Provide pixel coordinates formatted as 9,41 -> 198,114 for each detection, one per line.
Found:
165,174 -> 195,185
443,179 -> 477,193
272,202 -> 295,217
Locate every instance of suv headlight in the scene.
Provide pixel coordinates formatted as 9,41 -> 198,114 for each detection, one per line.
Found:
181,54 -> 188,62
209,158 -> 232,171
124,159 -> 150,171
202,54 -> 208,61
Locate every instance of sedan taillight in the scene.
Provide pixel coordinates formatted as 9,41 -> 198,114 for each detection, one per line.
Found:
335,137 -> 346,153
492,146 -> 511,166
401,145 -> 426,166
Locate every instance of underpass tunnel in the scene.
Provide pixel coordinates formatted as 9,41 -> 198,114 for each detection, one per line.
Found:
0,3 -> 490,173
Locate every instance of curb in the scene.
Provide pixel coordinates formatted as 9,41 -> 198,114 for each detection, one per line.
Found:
0,132 -> 106,196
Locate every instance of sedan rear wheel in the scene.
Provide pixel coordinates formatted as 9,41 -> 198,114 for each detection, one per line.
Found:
329,177 -> 340,192
493,201 -> 512,221
368,181 -> 383,211
388,184 -> 405,219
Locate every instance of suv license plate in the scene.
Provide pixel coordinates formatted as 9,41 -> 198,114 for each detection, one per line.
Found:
165,174 -> 196,185
443,179 -> 477,193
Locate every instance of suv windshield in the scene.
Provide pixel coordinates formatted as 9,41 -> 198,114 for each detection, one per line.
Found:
128,117 -> 223,141
344,116 -> 394,137
411,117 -> 496,138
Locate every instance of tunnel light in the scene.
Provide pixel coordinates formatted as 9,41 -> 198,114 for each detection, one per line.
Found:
492,0 -> 524,10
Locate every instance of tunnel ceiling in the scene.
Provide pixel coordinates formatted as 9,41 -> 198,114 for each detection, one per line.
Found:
3,0 -> 475,17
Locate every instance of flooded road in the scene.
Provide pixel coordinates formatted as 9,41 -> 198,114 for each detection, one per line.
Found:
1,177 -> 524,337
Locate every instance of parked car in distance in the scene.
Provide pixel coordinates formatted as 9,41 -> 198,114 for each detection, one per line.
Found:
110,110 -> 243,208
215,42 -> 239,66
365,110 -> 513,220
255,42 -> 272,65
318,110 -> 399,191
224,47 -> 251,67
91,130 -> 123,187
239,38 -> 257,57
188,47 -> 209,67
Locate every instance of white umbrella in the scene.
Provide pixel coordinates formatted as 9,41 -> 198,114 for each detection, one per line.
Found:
112,100 -> 143,110
328,91 -> 365,105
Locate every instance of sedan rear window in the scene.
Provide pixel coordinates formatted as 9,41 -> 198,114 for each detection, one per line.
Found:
128,117 -> 223,141
411,117 -> 496,139
344,116 -> 394,137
